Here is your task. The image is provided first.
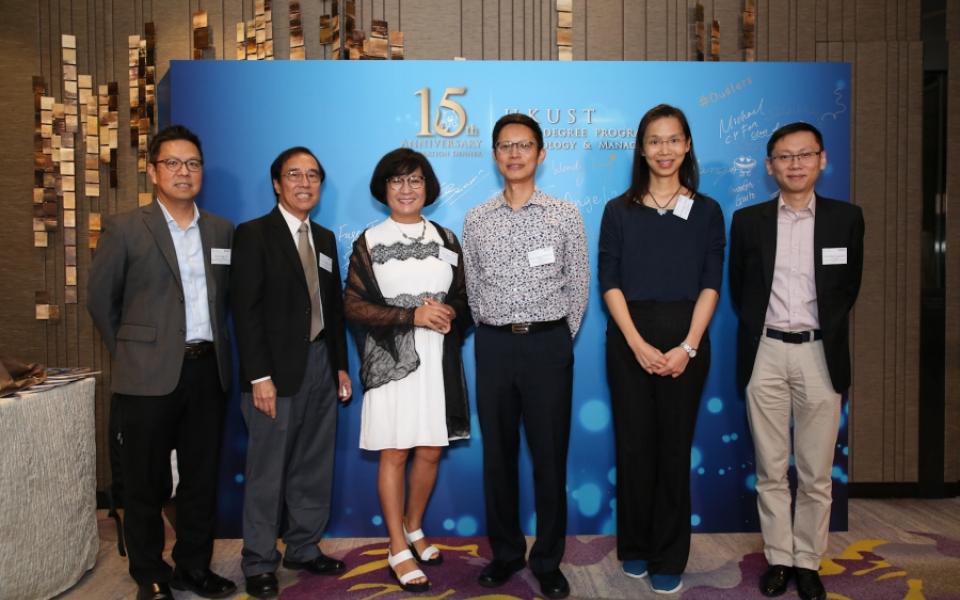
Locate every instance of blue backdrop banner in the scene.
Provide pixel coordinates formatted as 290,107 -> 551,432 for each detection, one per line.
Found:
159,60 -> 852,538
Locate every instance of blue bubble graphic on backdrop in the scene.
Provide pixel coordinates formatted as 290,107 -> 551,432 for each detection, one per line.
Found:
527,513 -> 537,536
579,399 -> 611,432
731,433 -> 738,441
572,483 -> 603,517
697,467 -> 705,475
842,446 -> 849,456
456,516 -> 478,536
608,467 -> 617,485
707,397 -> 723,414
601,517 -> 616,535
745,474 -> 757,491
443,519 -> 455,531
691,514 -> 702,527
372,515 -> 383,526
691,447 -> 702,470
234,473 -> 244,484
722,434 -> 731,443
718,468 -> 726,476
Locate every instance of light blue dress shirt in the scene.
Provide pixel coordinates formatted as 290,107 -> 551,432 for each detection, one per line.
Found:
158,200 -> 213,343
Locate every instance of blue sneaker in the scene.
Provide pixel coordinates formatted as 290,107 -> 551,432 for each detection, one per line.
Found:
622,559 -> 648,579
650,574 -> 683,594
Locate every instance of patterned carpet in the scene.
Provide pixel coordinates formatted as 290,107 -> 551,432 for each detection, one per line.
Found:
271,533 -> 960,600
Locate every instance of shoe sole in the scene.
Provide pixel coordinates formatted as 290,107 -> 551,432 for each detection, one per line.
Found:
169,580 -> 237,599
651,581 -> 683,595
281,561 -> 345,576
622,566 -> 648,580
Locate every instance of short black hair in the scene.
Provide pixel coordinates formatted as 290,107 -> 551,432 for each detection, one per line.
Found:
149,125 -> 203,163
270,146 -> 326,199
766,122 -> 824,157
369,148 -> 441,206
625,104 -> 699,202
492,113 -> 544,150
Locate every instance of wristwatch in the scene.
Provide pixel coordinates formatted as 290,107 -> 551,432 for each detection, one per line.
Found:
680,342 -> 697,358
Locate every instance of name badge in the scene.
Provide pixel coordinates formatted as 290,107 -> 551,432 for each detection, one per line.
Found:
528,246 -> 556,267
211,248 -> 231,265
673,195 -> 693,220
438,246 -> 459,266
822,247 -> 847,265
317,252 -> 333,272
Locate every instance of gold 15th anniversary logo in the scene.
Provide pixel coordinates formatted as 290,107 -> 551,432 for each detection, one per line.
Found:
405,87 -> 482,157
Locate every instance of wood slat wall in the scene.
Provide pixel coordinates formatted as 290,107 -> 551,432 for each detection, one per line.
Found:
945,2 -> 960,485
0,0 -> 945,491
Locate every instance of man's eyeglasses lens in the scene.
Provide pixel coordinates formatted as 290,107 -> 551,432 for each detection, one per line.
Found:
284,169 -> 322,183
157,158 -> 203,172
387,175 -> 426,190
495,140 -> 537,154
772,151 -> 821,165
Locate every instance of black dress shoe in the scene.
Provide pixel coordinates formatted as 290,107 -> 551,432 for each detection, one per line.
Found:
245,572 -> 279,599
282,553 -> 346,575
478,558 -> 526,587
759,565 -> 793,597
137,581 -> 173,600
170,567 -> 237,599
795,567 -> 826,600
534,569 -> 570,599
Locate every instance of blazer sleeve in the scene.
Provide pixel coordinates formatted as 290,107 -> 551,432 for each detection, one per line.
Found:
728,209 -> 746,315
230,222 -> 273,382
86,215 -> 127,354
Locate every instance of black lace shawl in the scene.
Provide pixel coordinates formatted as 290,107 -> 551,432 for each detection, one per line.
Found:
344,220 -> 472,440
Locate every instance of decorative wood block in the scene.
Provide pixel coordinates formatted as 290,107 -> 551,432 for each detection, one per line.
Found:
290,46 -> 305,60
88,231 -> 100,249
89,212 -> 101,231
65,265 -> 77,286
557,28 -> 572,46
62,48 -> 76,64
192,10 -> 208,29
61,34 -> 76,49
33,218 -> 45,232
558,46 -> 573,61
63,191 -> 75,209
64,228 -> 76,246
61,162 -> 75,176
64,286 -> 78,304
64,210 -> 76,228
34,231 -> 48,247
558,11 -> 572,28
65,246 -> 77,266
86,184 -> 100,197
138,193 -> 152,207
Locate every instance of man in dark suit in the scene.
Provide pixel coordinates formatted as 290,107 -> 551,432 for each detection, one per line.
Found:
231,146 -> 352,599
87,125 -> 237,600
730,122 -> 864,600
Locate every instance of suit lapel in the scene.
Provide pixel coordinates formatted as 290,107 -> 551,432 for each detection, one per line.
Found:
760,198 -> 778,297
812,194 -> 828,300
142,202 -> 183,292
268,207 -> 309,293
197,210 -> 216,303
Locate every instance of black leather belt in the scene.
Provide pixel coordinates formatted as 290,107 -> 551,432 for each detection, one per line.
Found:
184,341 -> 214,359
766,328 -> 822,344
486,319 -> 566,335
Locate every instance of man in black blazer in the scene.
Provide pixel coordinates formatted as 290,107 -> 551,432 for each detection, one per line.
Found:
231,146 -> 351,599
729,122 -> 864,600
87,125 -> 236,600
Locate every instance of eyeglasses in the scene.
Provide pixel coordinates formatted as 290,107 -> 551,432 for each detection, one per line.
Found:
154,157 -> 203,172
770,151 -> 822,165
644,136 -> 686,150
386,174 -> 425,190
283,169 -> 322,183
494,140 -> 538,155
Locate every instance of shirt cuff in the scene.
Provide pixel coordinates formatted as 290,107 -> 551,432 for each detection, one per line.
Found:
251,375 -> 271,384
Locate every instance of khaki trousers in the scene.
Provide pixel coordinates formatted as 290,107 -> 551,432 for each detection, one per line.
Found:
745,334 -> 841,570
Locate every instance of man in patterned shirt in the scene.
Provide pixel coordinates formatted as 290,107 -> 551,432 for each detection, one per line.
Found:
462,113 -> 589,600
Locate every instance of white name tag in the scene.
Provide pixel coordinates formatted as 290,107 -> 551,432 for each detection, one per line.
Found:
673,194 -> 693,220
317,252 -> 333,272
438,246 -> 459,266
822,247 -> 847,265
528,246 -> 556,267
211,248 -> 231,265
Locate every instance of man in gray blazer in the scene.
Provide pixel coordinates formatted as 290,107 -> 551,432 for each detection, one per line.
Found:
88,125 -> 236,600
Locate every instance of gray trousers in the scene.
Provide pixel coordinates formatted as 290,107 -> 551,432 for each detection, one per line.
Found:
240,341 -> 339,576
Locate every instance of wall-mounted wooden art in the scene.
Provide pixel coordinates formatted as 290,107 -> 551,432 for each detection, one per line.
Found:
290,1 -> 305,59
193,10 -> 213,59
237,0 -> 274,60
556,0 -> 572,61
742,0 -> 756,61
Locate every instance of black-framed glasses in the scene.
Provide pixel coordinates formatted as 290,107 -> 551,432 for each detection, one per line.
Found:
770,151 -> 821,165
284,169 -> 322,183
154,157 -> 203,172
386,174 -> 426,190
494,140 -> 537,155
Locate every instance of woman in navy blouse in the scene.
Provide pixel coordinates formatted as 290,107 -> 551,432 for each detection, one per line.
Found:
598,104 -> 725,595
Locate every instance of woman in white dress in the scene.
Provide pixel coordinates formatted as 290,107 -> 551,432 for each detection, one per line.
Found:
344,148 -> 470,593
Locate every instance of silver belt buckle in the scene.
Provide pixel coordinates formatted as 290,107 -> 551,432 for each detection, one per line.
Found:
511,322 -> 531,334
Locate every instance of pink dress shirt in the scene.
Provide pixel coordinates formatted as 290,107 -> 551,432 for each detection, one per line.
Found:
764,194 -> 820,331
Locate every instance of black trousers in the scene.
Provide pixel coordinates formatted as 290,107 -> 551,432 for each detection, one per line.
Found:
475,324 -> 573,574
607,301 -> 710,575
115,351 -> 226,584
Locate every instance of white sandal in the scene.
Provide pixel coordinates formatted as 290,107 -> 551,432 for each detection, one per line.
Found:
403,524 -> 443,565
387,549 -> 430,593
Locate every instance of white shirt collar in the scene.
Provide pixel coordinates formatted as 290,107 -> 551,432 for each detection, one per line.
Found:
277,203 -> 310,237
156,199 -> 199,230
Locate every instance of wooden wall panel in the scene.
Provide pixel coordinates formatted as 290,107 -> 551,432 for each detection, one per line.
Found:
0,0 -> 941,491
945,4 -> 960,484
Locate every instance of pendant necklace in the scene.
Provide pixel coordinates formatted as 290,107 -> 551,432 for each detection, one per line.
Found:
394,217 -> 427,243
648,186 -> 682,216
